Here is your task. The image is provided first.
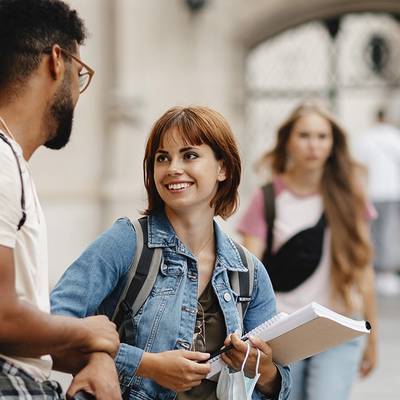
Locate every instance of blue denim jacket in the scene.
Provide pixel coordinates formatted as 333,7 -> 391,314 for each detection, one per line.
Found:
51,212 -> 290,400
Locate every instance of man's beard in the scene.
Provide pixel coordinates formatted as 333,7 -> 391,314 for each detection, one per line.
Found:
44,74 -> 75,150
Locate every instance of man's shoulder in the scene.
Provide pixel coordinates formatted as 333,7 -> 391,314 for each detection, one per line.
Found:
0,134 -> 15,157
0,138 -> 21,183
0,138 -> 24,244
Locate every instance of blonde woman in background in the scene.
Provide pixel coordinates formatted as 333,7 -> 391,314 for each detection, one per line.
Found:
237,102 -> 377,400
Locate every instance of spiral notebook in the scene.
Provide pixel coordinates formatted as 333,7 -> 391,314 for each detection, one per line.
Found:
206,302 -> 371,380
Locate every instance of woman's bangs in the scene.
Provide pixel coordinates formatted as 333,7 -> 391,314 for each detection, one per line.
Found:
159,120 -> 206,148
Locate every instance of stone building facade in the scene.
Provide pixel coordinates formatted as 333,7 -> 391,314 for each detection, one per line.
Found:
29,0 -> 400,286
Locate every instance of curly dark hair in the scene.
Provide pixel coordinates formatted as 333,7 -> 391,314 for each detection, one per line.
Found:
0,0 -> 87,90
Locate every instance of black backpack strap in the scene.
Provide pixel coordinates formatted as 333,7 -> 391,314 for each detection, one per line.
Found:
112,217 -> 162,340
262,182 -> 275,257
230,241 -> 255,329
0,132 -> 26,230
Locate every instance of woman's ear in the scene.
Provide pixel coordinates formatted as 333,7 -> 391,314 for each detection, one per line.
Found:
217,162 -> 227,182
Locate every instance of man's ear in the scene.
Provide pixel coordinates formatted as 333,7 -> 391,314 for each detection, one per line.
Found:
217,162 -> 227,182
48,45 -> 64,81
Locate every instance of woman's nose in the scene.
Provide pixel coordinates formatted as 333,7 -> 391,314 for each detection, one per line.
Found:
308,138 -> 319,150
167,159 -> 183,175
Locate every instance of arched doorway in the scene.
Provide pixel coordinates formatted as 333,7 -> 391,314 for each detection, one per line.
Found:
232,1 -> 400,190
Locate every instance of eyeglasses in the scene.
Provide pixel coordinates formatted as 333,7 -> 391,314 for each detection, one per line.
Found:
43,46 -> 95,94
60,48 -> 95,94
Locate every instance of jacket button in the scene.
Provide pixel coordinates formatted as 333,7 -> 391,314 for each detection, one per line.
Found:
177,339 -> 191,350
223,292 -> 232,302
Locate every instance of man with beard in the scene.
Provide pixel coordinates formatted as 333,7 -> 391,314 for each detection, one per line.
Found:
0,1 -> 121,399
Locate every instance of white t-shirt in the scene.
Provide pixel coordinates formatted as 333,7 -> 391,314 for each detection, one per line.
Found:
352,123 -> 400,202
0,131 -> 52,380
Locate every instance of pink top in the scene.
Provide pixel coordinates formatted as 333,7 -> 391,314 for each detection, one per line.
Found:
237,177 -> 375,314
237,177 -> 376,243
237,179 -> 284,242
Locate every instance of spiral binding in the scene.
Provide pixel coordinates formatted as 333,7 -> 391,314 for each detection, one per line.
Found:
208,312 -> 287,365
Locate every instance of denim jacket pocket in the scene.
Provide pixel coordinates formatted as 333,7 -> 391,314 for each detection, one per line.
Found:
151,256 -> 185,295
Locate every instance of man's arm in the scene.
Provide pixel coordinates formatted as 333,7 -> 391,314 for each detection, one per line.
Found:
0,244 -> 119,364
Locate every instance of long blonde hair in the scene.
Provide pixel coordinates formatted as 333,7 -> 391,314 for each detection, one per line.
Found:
258,102 -> 372,312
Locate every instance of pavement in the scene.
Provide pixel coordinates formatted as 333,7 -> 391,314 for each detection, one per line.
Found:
351,295 -> 400,400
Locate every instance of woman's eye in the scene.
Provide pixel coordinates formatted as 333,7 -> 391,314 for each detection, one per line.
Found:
156,154 -> 169,163
184,152 -> 198,160
299,131 -> 310,138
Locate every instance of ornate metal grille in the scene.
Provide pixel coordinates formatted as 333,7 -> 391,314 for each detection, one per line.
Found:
245,13 -> 400,173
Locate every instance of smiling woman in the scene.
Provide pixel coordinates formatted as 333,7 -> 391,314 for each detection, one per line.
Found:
50,105 -> 291,400
153,130 -> 227,221
143,106 -> 241,220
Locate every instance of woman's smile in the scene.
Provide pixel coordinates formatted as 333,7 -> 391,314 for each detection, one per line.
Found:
165,181 -> 194,192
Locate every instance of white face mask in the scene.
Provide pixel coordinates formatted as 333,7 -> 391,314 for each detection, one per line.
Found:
216,343 -> 261,400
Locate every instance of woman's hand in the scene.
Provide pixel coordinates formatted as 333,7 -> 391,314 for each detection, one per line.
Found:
221,334 -> 281,396
137,350 -> 211,392
359,337 -> 377,377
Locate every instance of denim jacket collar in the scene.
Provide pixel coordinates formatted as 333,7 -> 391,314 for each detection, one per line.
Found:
147,211 -> 248,273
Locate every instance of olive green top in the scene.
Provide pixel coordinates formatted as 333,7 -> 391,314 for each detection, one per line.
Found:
176,281 -> 226,400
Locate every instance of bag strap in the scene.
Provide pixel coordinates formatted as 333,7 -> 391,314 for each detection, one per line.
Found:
0,132 -> 26,230
262,182 -> 275,257
112,217 -> 162,331
230,241 -> 255,327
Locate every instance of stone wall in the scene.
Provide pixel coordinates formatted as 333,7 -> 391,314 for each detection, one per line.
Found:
30,0 -> 400,286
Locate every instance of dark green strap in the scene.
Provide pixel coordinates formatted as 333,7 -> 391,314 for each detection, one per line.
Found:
0,132 -> 26,230
121,219 -> 154,311
262,182 -> 275,257
113,218 -> 157,332
232,241 -> 254,320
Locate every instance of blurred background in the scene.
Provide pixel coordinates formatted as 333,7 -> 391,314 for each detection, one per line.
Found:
36,1 -> 400,398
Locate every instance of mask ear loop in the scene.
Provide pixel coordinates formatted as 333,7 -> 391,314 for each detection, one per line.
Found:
240,344 -> 261,377
240,342 -> 252,372
254,348 -> 261,375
